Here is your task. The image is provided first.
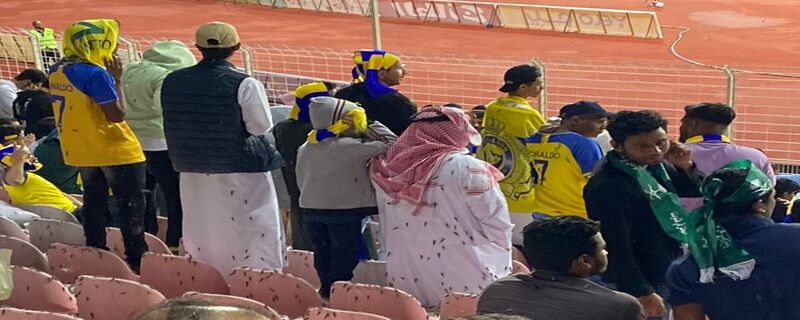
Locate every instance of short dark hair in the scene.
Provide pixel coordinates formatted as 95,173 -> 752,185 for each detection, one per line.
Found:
775,178 -> 800,198
0,118 -> 23,144
14,69 -> 47,84
606,110 -> 667,144
522,216 -> 601,273
709,168 -> 773,222
443,103 -> 463,110
321,81 -> 336,91
473,105 -> 486,111
684,103 -> 736,125
197,43 -> 241,61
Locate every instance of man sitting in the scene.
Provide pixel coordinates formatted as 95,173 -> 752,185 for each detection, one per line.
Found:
478,216 -> 644,320
0,119 -> 81,215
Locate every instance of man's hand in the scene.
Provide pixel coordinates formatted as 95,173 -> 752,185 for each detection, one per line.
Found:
10,146 -> 31,165
638,293 -> 666,318
665,140 -> 693,171
105,54 -> 124,81
342,113 -> 355,127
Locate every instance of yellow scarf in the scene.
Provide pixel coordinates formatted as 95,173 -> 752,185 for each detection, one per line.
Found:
62,19 -> 120,68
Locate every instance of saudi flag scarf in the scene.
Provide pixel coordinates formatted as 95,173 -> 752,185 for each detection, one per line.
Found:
608,152 -> 758,283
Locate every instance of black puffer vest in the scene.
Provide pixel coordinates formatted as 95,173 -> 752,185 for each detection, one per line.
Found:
161,59 -> 282,173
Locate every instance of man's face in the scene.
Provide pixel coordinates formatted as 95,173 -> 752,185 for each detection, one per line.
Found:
569,115 -> 607,138
33,21 -> 44,31
470,110 -> 484,132
590,233 -> 608,274
518,77 -> 543,98
614,128 -> 670,166
778,190 -> 798,202
379,61 -> 407,87
678,116 -> 697,142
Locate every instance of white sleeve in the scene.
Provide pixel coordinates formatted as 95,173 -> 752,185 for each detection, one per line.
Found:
0,86 -> 17,118
237,77 -> 272,135
460,158 -> 513,248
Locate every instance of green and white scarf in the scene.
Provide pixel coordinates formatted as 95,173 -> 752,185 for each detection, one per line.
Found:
608,152 -> 759,283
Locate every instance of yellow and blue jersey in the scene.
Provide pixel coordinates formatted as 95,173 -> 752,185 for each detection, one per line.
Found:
49,62 -> 145,167
526,132 -> 603,218
476,95 -> 546,213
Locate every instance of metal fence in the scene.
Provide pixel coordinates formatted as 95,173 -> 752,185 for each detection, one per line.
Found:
2,28 -> 799,168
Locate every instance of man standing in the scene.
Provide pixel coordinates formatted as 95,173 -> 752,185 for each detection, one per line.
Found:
161,22 -> 285,275
476,64 -> 546,245
335,50 -> 415,135
668,160 -> 800,320
584,110 -> 702,319
479,216 -> 644,320
122,40 -> 196,251
679,102 -> 775,211
48,19 -> 148,270
371,106 -> 512,307
527,101 -> 610,219
29,21 -> 61,70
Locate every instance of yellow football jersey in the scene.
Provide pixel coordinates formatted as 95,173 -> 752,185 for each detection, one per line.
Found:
476,95 -> 545,213
527,132 -> 603,217
49,63 -> 145,167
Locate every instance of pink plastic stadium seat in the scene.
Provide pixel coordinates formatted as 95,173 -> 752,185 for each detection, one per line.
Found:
140,253 -> 229,298
0,307 -> 82,320
106,227 -> 171,260
439,292 -> 480,319
4,266 -> 77,313
75,275 -> 166,320
329,282 -> 430,320
26,219 -> 85,252
155,216 -> 168,244
46,243 -> 139,284
0,235 -> 50,272
229,267 -> 324,318
511,260 -> 530,274
15,205 -> 79,224
182,292 -> 282,320
0,216 -> 28,241
285,249 -> 321,288
305,307 -> 391,320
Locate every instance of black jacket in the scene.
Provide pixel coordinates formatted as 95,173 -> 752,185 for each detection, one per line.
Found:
584,157 -> 702,297
335,83 -> 417,135
272,118 -> 312,212
13,89 -> 53,135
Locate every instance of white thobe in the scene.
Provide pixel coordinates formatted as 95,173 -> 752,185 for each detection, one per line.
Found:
373,153 -> 513,307
180,77 -> 285,277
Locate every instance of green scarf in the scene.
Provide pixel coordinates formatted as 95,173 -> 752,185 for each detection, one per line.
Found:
608,152 -> 756,283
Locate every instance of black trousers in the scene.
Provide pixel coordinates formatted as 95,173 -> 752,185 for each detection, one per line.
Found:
79,162 -> 148,269
305,220 -> 363,298
144,151 -> 183,247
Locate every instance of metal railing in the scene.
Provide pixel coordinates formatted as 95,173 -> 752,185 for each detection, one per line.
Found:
2,28 -> 799,168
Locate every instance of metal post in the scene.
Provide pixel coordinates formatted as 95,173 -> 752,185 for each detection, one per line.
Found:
723,65 -> 736,139
531,58 -> 547,115
27,33 -> 44,71
118,35 -> 139,63
370,0 -> 383,49
241,44 -> 255,76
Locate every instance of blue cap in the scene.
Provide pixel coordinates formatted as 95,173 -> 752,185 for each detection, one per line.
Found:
559,101 -> 613,118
